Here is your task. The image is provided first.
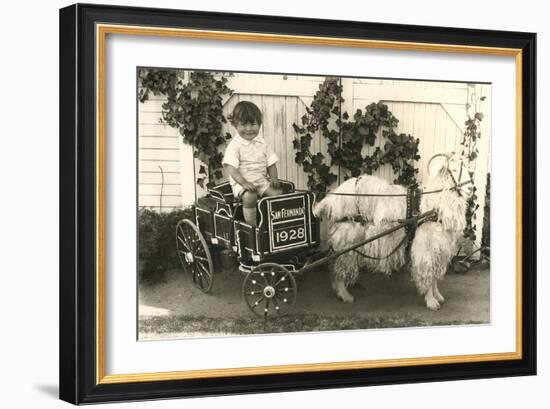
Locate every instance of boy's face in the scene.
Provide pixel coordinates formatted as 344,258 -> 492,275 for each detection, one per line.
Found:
235,121 -> 261,141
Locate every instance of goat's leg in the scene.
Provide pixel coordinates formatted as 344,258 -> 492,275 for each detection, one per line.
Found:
433,280 -> 445,304
331,254 -> 359,303
424,279 -> 441,311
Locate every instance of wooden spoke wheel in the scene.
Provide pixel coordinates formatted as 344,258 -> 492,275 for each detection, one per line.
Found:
242,263 -> 297,318
176,219 -> 214,293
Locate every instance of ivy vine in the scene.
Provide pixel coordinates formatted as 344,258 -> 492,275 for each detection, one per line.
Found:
462,84 -> 486,241
293,77 -> 420,199
138,68 -> 233,188
138,69 -> 181,103
292,78 -> 341,195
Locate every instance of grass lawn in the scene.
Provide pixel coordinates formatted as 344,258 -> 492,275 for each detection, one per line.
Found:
139,312 -> 485,338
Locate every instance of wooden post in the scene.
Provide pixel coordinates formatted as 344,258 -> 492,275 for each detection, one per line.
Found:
471,84 -> 491,258
339,77 -> 355,183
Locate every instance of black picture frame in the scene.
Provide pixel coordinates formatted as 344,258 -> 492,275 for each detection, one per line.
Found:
59,3 -> 536,405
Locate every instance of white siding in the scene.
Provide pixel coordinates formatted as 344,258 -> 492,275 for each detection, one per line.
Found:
138,92 -> 182,212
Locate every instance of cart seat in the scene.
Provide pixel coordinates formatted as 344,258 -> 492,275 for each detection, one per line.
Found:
206,182 -> 238,206
196,182 -> 241,219
196,195 -> 218,212
200,180 -> 296,220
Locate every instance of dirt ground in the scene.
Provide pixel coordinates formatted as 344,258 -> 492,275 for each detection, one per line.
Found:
139,262 -> 490,338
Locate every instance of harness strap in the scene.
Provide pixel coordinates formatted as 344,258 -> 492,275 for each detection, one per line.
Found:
405,183 -> 421,238
447,167 -> 463,197
354,176 -> 362,217
352,232 -> 409,260
323,180 -> 471,198
333,215 -> 369,225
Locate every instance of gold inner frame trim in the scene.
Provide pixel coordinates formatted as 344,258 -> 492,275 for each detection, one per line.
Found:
100,352 -> 517,384
96,23 -> 523,385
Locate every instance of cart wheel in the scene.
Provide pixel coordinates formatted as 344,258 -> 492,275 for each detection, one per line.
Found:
242,263 -> 297,318
176,219 -> 214,293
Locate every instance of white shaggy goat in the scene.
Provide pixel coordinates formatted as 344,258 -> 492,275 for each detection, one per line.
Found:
315,154 -> 469,310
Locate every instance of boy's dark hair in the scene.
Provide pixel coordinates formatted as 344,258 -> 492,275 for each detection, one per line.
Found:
228,101 -> 262,126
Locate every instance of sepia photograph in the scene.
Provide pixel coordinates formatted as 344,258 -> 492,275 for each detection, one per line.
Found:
136,68 -> 491,340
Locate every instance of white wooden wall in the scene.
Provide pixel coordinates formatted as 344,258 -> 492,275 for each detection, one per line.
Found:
348,78 -> 484,185
137,73 -> 491,246
138,95 -> 183,211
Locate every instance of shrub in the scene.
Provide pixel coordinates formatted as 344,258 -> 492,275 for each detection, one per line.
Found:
138,207 -> 193,284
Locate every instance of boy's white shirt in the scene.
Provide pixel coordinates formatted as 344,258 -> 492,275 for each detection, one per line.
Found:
222,134 -> 279,192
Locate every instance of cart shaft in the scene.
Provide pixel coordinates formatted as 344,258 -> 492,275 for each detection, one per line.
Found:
299,209 -> 437,274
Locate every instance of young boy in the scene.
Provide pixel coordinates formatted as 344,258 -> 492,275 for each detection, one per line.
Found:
222,101 -> 281,226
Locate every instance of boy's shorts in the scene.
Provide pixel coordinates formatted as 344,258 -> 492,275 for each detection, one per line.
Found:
233,178 -> 271,200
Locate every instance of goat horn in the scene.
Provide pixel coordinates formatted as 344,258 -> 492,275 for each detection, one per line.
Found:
427,153 -> 451,176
